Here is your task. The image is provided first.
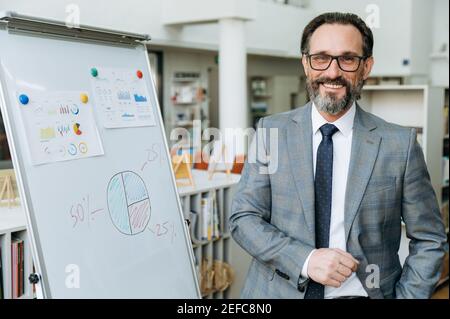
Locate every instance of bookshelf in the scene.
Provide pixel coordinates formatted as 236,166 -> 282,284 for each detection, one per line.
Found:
249,76 -> 273,128
170,72 -> 209,130
360,85 -> 448,275
178,170 -> 240,299
169,71 -> 210,158
0,206 -> 34,299
0,169 -> 240,299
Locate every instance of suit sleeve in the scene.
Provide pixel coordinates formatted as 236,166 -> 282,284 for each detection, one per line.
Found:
229,118 -> 315,290
395,128 -> 447,298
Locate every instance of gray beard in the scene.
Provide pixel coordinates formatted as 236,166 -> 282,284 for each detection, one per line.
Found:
307,79 -> 364,115
313,91 -> 352,115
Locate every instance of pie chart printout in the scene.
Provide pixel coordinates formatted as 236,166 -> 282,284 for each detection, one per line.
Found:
107,171 -> 151,235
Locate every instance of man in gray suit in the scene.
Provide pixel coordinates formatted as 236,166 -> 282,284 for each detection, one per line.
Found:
230,12 -> 446,299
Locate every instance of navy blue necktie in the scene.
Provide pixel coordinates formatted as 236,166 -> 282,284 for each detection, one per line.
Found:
304,123 -> 339,299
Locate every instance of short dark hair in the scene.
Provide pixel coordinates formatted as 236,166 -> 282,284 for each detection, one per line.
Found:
301,12 -> 374,58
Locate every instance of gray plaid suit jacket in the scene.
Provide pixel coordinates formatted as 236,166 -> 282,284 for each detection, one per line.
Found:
230,102 -> 446,299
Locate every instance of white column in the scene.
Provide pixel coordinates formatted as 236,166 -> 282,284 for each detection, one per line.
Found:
219,18 -> 248,156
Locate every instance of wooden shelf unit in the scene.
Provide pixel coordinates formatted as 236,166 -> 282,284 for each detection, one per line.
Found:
178,170 -> 240,299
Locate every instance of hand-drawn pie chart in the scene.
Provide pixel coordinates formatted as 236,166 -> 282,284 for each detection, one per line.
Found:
107,171 -> 151,235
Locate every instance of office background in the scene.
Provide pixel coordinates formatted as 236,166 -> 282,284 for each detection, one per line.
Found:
0,0 -> 448,299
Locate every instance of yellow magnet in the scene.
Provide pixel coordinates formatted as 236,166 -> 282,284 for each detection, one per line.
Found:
80,94 -> 89,104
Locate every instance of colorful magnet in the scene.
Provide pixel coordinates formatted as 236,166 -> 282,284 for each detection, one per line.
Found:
73,123 -> 82,136
91,68 -> 98,77
19,94 -> 29,105
80,94 -> 89,104
137,70 -> 143,79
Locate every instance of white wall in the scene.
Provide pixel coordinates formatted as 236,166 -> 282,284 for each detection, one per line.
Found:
271,76 -> 301,114
248,55 -> 303,77
409,0 -> 433,78
430,0 -> 449,86
309,0 -> 434,77
248,55 -> 305,117
432,0 -> 449,54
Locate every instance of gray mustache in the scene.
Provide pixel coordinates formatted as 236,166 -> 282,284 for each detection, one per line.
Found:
314,77 -> 349,87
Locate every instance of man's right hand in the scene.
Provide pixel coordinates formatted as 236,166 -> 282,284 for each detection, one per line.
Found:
307,248 -> 359,288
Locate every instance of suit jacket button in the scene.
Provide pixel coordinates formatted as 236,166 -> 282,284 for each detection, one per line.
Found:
275,269 -> 290,280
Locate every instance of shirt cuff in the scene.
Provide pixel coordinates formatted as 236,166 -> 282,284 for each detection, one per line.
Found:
301,249 -> 316,279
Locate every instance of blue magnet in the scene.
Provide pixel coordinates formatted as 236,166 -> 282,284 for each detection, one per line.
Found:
19,94 -> 29,105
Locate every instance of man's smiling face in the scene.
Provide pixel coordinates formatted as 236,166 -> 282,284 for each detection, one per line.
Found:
302,23 -> 374,116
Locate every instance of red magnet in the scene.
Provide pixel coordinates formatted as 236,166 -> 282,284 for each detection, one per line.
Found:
137,70 -> 143,79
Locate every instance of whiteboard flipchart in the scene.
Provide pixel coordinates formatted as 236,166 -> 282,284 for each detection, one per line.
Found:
0,12 -> 200,298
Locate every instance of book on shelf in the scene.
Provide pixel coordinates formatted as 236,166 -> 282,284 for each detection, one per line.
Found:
186,194 -> 221,244
444,103 -> 449,137
212,192 -> 220,240
20,240 -> 24,297
443,157 -> 449,186
200,193 -> 220,242
444,137 -> 449,157
11,237 -> 24,299
188,210 -> 199,242
201,195 -> 210,241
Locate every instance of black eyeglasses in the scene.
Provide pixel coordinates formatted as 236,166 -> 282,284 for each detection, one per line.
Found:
305,53 -> 367,72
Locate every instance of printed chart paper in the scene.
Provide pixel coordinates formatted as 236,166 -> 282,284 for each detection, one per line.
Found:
17,90 -> 104,165
90,67 -> 156,128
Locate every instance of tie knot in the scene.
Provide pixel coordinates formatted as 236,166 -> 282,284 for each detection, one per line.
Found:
319,123 -> 339,137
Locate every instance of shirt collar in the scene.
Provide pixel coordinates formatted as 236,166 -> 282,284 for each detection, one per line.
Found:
311,102 -> 356,137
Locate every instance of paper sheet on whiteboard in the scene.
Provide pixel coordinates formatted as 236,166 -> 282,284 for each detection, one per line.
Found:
90,67 -> 156,128
16,90 -> 104,165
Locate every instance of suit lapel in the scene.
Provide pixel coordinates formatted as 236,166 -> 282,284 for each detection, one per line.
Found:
344,105 -> 381,242
287,103 -> 315,236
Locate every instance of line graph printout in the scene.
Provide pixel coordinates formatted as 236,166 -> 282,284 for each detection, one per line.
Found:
90,67 -> 156,128
16,90 -> 104,165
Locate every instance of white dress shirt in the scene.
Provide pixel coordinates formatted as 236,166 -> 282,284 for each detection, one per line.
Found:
300,102 -> 368,298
